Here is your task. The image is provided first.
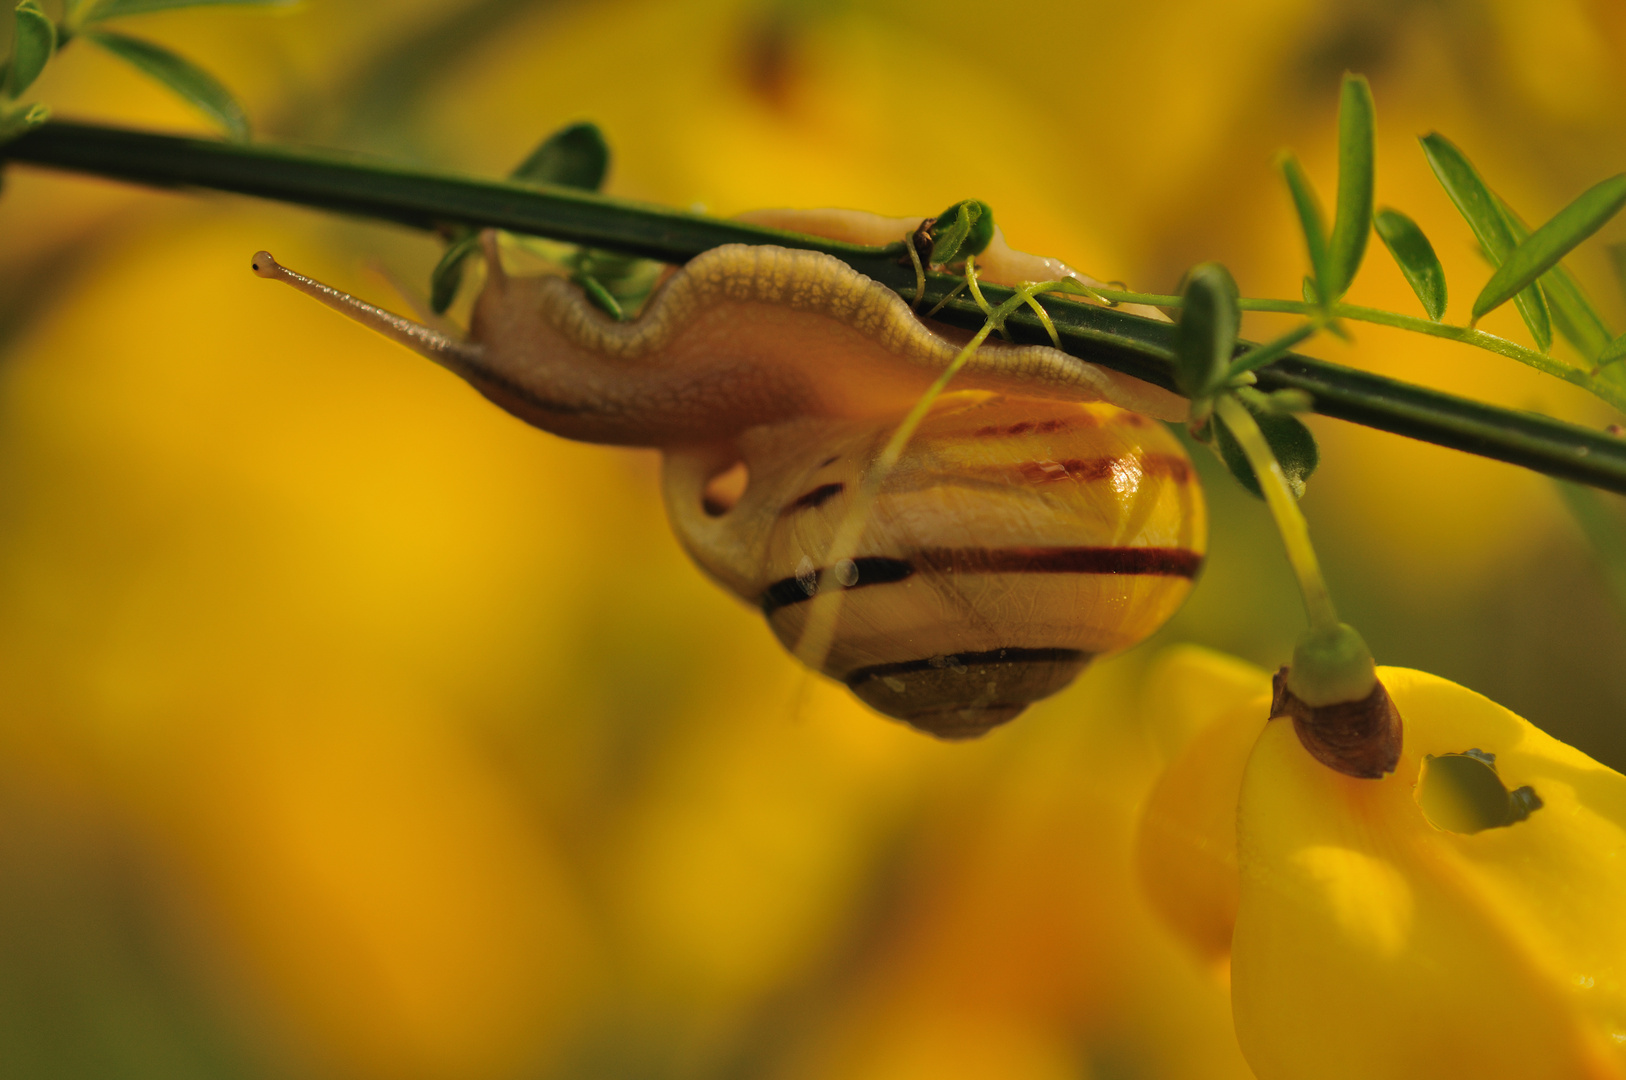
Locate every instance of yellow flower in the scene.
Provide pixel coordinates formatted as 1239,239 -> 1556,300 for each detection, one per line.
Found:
1138,653 -> 1626,1078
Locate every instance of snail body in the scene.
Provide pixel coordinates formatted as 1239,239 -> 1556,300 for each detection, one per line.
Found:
252,207 -> 1204,736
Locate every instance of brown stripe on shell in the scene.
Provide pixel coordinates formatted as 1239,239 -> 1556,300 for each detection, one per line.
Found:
759,556 -> 915,615
779,481 -> 845,515
913,546 -> 1202,578
760,545 -> 1200,618
972,416 -> 1085,438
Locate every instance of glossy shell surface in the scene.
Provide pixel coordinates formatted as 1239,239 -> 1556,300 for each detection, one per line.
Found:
665,392 -> 1207,738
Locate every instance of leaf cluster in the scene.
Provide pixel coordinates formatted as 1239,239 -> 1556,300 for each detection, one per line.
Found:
922,199 -> 994,267
1170,69 -> 1626,502
1,0 -> 283,144
428,121 -> 661,320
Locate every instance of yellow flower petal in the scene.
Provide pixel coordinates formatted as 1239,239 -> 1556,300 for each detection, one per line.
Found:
1135,647 -> 1271,968
1233,667 -> 1626,1079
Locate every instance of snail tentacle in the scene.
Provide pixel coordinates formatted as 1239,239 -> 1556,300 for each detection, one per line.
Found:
251,250 -> 487,377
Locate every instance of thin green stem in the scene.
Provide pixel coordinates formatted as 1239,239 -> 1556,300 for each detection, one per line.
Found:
7,122 -> 1626,492
794,316 -> 999,668
1227,321 -> 1319,381
1090,288 -> 1626,411
1215,394 -> 1340,632
904,225 -> 926,310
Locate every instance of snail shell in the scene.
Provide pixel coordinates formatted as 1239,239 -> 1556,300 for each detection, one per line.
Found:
252,207 -> 1203,736
664,391 -> 1205,738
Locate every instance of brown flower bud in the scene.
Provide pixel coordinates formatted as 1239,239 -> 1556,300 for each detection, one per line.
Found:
1271,667 -> 1403,778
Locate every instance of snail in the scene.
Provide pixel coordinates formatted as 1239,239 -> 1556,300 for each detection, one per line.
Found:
252,207 -> 1206,737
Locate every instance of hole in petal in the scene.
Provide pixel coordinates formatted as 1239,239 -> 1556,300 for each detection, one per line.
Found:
1417,749 -> 1542,834
701,461 -> 748,517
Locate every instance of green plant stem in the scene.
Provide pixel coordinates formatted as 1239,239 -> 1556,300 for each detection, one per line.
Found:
1094,288 -> 1625,410
7,121 -> 1626,493
796,281 -> 1005,668
1215,393 -> 1340,631
1228,321 -> 1319,381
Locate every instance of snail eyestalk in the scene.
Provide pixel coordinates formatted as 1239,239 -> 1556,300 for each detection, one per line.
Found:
1213,392 -> 1399,777
250,250 -> 487,376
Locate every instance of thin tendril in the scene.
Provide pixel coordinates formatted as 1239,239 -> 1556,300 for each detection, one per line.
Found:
788,269 -> 1088,670
791,307 -> 1003,673
904,225 -> 927,312
1214,393 -> 1339,632
923,279 -> 968,320
965,256 -> 993,317
1018,281 -> 1063,347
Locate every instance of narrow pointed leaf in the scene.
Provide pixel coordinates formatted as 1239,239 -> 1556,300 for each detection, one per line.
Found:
1473,174 -> 1626,322
84,32 -> 248,142
574,271 -> 624,320
1421,132 -> 1550,350
77,0 -> 291,22
429,232 -> 481,315
7,0 -> 56,98
1597,333 -> 1626,369
1325,73 -> 1375,300
1517,277 -> 1553,352
511,121 -> 609,190
1279,152 -> 1331,303
1610,242 -> 1626,306
1373,207 -> 1446,320
1421,133 -> 1514,255
1173,262 -> 1239,399
1541,265 -> 1613,361
1496,198 -> 1611,360
1497,199 -> 1616,360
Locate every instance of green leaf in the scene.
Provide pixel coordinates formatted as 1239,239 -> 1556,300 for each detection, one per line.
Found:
1597,333 -> 1626,369
1173,262 -> 1239,399
1213,390 -> 1320,499
927,199 -> 993,266
1372,207 -> 1446,320
1279,151 -> 1331,303
0,99 -> 48,142
83,31 -> 248,141
7,1 -> 56,98
1325,73 -> 1375,300
1420,132 -> 1550,351
512,122 -> 609,191
1472,174 -> 1626,323
1540,264 -> 1613,362
1498,198 -> 1615,363
429,232 -> 481,315
574,271 -> 624,320
1609,241 -> 1626,305
76,0 -> 291,24
1518,277 -> 1554,353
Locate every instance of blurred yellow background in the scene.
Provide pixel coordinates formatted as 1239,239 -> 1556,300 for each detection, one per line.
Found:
1,1 -> 1624,1077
